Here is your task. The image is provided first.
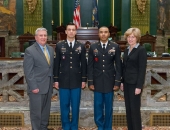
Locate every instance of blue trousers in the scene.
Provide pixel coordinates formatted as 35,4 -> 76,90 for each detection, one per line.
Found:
59,88 -> 81,130
94,91 -> 113,130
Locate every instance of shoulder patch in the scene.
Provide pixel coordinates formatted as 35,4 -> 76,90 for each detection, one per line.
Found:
110,41 -> 118,45
57,40 -> 63,43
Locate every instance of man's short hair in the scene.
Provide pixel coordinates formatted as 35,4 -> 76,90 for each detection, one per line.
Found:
35,27 -> 47,35
66,22 -> 76,29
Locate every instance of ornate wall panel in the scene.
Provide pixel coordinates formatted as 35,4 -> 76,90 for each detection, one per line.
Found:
23,0 -> 43,34
131,0 -> 150,35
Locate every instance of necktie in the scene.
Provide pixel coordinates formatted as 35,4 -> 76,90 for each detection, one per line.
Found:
70,42 -> 72,50
70,42 -> 72,51
43,46 -> 50,65
103,44 -> 105,51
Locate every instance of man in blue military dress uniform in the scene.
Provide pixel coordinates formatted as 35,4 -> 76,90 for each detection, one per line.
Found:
53,22 -> 87,130
88,26 -> 122,130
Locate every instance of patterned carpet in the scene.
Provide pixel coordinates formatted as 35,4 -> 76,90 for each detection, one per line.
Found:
1,126 -> 170,130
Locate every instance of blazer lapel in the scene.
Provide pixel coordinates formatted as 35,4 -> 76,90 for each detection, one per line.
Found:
125,46 -> 138,63
123,48 -> 129,62
128,47 -> 138,57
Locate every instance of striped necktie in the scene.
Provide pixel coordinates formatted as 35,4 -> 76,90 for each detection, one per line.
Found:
43,46 -> 50,65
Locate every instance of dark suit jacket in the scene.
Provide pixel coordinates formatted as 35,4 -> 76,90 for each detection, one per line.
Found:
122,45 -> 147,89
53,40 -> 87,89
23,42 -> 54,94
88,41 -> 122,93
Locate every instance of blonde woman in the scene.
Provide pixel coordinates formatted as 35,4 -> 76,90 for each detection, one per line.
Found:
120,28 -> 147,130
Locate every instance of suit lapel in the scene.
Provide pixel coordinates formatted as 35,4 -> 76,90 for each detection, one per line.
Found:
123,48 -> 129,63
35,42 -> 50,66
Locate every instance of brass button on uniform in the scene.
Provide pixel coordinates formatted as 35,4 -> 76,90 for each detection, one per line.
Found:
70,52 -> 72,54
103,70 -> 105,72
103,60 -> 105,62
103,55 -> 105,57
70,57 -> 72,59
103,65 -> 105,67
70,62 -> 72,64
70,66 -> 72,68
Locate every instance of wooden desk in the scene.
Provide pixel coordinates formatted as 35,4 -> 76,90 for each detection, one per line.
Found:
147,57 -> 170,60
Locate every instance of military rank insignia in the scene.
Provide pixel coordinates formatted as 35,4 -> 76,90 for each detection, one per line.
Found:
61,48 -> 66,54
75,46 -> 81,54
93,48 -> 98,56
108,47 -> 115,55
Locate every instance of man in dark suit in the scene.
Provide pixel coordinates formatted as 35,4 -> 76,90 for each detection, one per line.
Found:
23,27 -> 54,130
53,22 -> 87,130
88,26 -> 122,130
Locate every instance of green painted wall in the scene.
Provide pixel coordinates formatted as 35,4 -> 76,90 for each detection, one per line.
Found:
43,0 -> 53,35
98,0 -> 111,27
114,0 -> 121,31
121,0 -> 131,35
16,0 -> 24,35
53,0 -> 59,27
62,0 -> 74,25
150,0 -> 157,35
80,0 -> 93,26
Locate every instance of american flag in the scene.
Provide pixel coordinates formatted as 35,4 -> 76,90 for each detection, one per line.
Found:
73,0 -> 81,28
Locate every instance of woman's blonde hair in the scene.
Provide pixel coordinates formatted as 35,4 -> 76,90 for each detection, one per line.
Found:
124,28 -> 141,43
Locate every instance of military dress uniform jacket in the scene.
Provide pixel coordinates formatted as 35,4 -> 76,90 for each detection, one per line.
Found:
88,41 -> 122,93
53,40 -> 87,89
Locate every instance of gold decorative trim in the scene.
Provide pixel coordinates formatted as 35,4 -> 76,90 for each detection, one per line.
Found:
131,0 -> 150,35
23,0 -> 43,34
59,0 -> 63,25
111,0 -> 114,25
136,0 -> 147,13
26,0 -> 38,13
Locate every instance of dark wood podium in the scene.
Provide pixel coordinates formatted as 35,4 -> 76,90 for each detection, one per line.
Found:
76,27 -> 99,44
